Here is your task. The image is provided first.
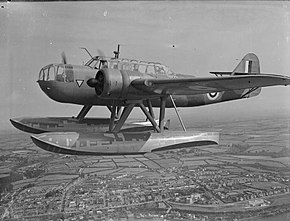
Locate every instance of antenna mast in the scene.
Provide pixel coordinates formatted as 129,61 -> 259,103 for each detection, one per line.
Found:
80,47 -> 93,59
113,44 -> 121,59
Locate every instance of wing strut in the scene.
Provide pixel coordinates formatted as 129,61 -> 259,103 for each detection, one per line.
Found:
169,95 -> 187,132
159,96 -> 167,133
241,87 -> 259,98
76,105 -> 92,121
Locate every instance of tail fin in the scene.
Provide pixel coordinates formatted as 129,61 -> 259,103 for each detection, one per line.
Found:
233,53 -> 262,97
209,53 -> 262,100
232,53 -> 260,75
210,53 -> 260,76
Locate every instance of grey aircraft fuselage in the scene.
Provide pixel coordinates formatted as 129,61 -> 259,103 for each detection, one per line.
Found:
38,57 -> 260,109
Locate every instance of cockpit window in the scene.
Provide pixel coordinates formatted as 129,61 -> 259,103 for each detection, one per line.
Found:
55,65 -> 65,82
39,69 -> 45,81
56,66 -> 64,76
39,66 -> 50,81
146,65 -> 155,75
109,61 -> 118,69
65,65 -> 74,82
130,62 -> 139,71
43,68 -> 49,80
138,63 -> 147,73
55,65 -> 74,82
121,62 -> 130,70
39,64 -> 74,82
100,60 -> 108,69
48,66 -> 55,80
155,64 -> 166,75
83,56 -> 176,75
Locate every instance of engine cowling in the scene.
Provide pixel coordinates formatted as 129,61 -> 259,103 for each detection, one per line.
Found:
87,68 -> 129,99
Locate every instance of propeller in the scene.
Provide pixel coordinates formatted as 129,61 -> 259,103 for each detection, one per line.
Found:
87,47 -> 115,95
87,71 -> 105,96
61,52 -> 67,64
95,73 -> 104,95
87,78 -> 98,87
87,48 -> 106,92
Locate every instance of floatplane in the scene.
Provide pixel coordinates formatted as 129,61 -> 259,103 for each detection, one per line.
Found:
10,45 -> 290,155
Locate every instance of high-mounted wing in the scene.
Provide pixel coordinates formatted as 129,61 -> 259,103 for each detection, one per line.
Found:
131,74 -> 290,96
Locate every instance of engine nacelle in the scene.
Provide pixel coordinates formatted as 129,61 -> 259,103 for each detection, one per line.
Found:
91,68 -> 130,99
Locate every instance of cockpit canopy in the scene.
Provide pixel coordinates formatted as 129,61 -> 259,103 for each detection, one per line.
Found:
39,64 -> 74,82
85,56 -> 174,75
38,57 -> 175,82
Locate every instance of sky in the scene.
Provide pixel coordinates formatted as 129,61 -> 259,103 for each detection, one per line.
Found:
1,1 -> 290,131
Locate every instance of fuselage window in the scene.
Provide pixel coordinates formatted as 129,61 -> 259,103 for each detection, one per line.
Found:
39,69 -> 45,81
155,65 -> 166,75
55,65 -> 74,82
47,66 -> 55,81
138,64 -> 147,73
121,62 -> 130,70
64,65 -> 74,82
130,63 -> 139,71
42,68 -> 47,81
57,66 -> 64,75
55,66 -> 65,82
109,61 -> 118,69
146,65 -> 155,75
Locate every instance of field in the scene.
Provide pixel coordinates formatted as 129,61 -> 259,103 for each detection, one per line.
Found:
0,116 -> 289,220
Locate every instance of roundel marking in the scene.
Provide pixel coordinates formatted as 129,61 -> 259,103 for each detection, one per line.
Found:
207,92 -> 219,100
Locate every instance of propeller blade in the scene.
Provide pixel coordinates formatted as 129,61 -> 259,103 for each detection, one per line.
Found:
61,52 -> 67,64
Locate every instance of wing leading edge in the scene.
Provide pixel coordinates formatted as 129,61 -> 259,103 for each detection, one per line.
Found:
131,74 -> 290,96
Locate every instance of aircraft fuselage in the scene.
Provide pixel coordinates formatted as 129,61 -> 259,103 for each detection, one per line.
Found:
38,60 -> 259,109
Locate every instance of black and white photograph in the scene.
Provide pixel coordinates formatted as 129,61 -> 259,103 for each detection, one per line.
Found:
1,1 -> 290,220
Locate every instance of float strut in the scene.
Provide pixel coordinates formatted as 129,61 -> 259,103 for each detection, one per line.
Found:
139,103 -> 161,133
107,105 -> 122,119
116,106 -> 122,119
112,104 -> 135,132
109,101 -> 117,132
76,105 -> 92,121
146,99 -> 155,119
